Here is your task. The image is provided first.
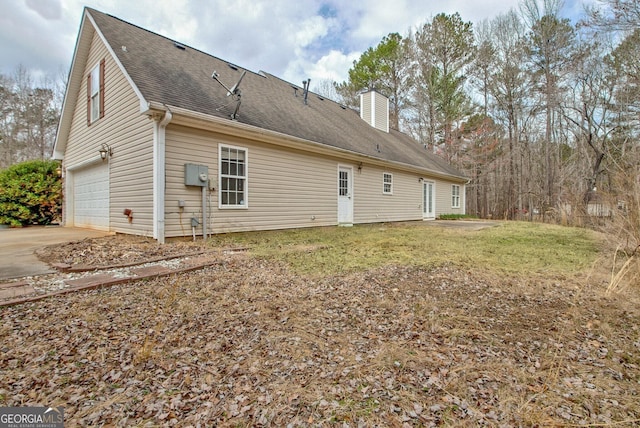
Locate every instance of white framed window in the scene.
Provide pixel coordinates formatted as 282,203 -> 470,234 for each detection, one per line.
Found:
383,173 -> 393,194
452,184 -> 461,208
219,145 -> 248,208
87,59 -> 104,125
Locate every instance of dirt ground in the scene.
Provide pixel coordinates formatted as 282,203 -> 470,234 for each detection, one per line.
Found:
2,234 -> 640,426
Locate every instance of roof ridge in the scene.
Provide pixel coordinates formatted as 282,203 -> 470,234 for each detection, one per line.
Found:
259,70 -> 354,112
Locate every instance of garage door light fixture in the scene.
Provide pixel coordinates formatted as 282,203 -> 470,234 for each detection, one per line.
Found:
99,143 -> 112,160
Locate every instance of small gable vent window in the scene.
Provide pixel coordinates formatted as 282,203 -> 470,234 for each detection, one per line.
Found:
87,59 -> 105,125
383,173 -> 393,195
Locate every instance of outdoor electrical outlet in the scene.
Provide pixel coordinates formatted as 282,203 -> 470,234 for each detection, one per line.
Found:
178,200 -> 185,208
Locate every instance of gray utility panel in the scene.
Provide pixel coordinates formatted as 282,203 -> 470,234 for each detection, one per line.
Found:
184,163 -> 209,187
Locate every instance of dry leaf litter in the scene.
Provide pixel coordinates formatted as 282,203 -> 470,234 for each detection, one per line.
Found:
1,236 -> 639,426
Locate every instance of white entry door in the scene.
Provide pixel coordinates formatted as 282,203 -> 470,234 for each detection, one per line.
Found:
423,180 -> 435,219
337,166 -> 353,225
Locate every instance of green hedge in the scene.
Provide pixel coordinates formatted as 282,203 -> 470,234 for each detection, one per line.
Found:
438,214 -> 477,220
0,160 -> 62,227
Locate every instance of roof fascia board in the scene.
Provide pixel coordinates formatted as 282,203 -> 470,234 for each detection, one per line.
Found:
53,9 -> 150,160
52,9 -> 93,159
149,104 -> 466,183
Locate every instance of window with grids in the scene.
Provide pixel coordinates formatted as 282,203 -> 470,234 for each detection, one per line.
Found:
87,59 -> 105,125
339,170 -> 348,196
219,145 -> 247,208
452,184 -> 461,208
383,173 -> 393,194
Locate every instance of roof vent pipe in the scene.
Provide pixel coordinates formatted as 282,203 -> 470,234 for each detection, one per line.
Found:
302,79 -> 310,105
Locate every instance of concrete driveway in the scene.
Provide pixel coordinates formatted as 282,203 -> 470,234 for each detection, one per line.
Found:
0,226 -> 112,281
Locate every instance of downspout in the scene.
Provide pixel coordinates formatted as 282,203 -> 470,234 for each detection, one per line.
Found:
153,106 -> 172,243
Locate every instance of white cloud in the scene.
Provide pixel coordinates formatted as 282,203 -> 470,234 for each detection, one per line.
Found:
144,0 -> 199,45
311,49 -> 360,82
25,0 -> 63,20
0,1 -> 69,77
349,0 -> 421,41
292,15 -> 332,48
0,0 -> 593,87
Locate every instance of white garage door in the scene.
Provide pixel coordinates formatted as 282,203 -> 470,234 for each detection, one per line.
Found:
74,163 -> 109,230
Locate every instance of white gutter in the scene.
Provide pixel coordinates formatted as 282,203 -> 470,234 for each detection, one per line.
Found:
153,106 -> 172,243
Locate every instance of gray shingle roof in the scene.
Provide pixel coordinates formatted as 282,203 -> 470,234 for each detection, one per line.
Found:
88,8 -> 465,180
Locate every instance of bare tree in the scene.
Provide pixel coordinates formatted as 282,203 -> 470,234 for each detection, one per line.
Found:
562,34 -> 616,222
0,66 -> 61,168
522,0 -> 577,217
312,79 -> 340,103
583,0 -> 640,31
582,0 -> 640,219
487,10 -> 534,219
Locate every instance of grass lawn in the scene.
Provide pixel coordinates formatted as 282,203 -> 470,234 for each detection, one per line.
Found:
213,221 -> 601,276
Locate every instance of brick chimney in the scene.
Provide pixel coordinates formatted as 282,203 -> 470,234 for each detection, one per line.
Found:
360,89 -> 389,133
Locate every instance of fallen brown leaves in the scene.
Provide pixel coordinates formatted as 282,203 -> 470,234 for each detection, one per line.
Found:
2,238 -> 640,426
34,235 -> 206,268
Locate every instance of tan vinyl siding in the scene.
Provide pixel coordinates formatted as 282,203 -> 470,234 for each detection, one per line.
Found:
354,167 -> 422,223
165,125 -> 338,236
164,126 -> 216,237
360,91 -> 388,133
64,30 -> 153,235
360,92 -> 372,127
164,125 -> 467,236
435,182 -> 465,217
373,92 -> 389,133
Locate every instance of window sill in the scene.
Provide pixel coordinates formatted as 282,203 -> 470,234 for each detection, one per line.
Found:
218,205 -> 249,210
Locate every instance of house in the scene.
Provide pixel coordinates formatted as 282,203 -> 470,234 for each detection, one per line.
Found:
53,8 -> 467,243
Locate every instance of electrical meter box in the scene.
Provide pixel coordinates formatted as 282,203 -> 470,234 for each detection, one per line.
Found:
184,164 -> 209,187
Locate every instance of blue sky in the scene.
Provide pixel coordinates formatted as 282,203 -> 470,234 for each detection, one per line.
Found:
0,0 -> 594,88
